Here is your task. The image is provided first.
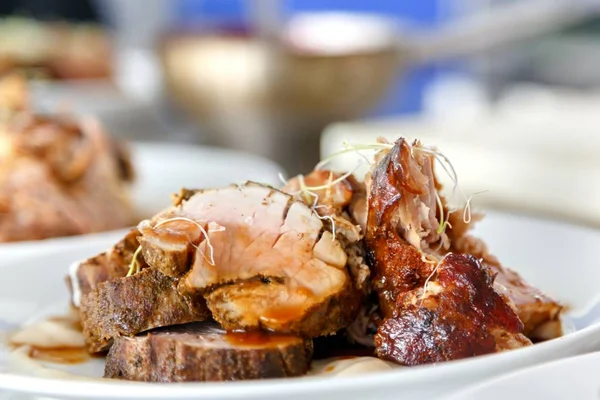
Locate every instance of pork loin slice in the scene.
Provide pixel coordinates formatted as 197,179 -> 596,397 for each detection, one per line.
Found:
490,265 -> 562,339
67,229 -> 141,307
450,230 -> 562,339
137,183 -> 359,337
0,111 -> 134,242
104,322 -> 313,382
79,268 -> 209,353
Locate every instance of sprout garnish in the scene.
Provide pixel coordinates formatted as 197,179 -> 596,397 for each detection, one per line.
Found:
126,246 -> 142,277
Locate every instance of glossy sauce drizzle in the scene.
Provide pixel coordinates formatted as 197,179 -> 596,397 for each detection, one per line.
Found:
261,304 -> 307,324
225,330 -> 301,347
26,345 -> 89,364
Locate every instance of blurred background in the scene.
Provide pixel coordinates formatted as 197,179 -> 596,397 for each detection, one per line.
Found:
3,0 -> 600,226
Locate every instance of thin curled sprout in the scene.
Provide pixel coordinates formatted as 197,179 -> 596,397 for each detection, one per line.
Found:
298,164 -> 360,193
126,216 -> 217,277
295,184 -> 338,242
421,253 -> 438,265
277,172 -> 288,186
278,172 -> 339,241
313,204 -> 337,241
420,253 -> 451,304
324,170 -> 334,202
155,217 -> 216,266
435,191 -> 452,235
317,139 -> 486,236
315,141 -> 393,170
297,174 -> 316,205
126,246 -> 143,277
412,146 -> 476,226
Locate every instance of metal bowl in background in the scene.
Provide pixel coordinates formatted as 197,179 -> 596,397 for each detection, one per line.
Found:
159,3 -> 598,175
160,13 -> 401,174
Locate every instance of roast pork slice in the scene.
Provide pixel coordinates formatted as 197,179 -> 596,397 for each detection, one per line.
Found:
450,231 -> 563,339
79,268 -> 210,353
0,112 -> 134,242
490,264 -> 562,339
104,322 -> 313,382
137,183 -> 359,337
67,229 -> 141,307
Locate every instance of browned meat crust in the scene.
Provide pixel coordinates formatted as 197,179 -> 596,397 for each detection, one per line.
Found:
79,268 -> 210,353
70,229 -> 141,303
206,279 -> 358,338
134,183 -> 360,338
449,215 -> 563,338
366,138 -> 530,365
104,322 -> 313,382
375,254 -> 528,365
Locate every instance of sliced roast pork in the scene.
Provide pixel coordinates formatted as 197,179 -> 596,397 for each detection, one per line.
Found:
282,170 -> 373,348
137,183 -> 360,337
282,170 -> 370,294
79,268 -> 210,352
67,229 -> 142,307
105,322 -> 313,382
0,85 -> 134,242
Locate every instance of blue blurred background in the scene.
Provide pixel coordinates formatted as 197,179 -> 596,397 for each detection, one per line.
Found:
173,0 -> 444,117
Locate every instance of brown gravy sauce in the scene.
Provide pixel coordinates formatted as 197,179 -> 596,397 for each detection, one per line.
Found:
26,345 -> 90,364
4,313 -> 394,377
225,330 -> 300,347
261,304 -> 307,324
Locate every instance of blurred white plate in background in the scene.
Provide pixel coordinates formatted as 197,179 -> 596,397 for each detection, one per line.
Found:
0,142 -> 283,263
321,114 -> 600,227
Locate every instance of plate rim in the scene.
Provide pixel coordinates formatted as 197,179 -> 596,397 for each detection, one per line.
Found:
0,325 -> 598,399
445,351 -> 600,399
1,213 -> 599,398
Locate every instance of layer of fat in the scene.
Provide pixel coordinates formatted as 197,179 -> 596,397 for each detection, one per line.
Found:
68,259 -> 83,307
9,317 -> 85,348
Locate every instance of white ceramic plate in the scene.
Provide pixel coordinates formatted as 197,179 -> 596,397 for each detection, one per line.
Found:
0,141 -> 283,263
1,211 -> 600,400
446,352 -> 600,400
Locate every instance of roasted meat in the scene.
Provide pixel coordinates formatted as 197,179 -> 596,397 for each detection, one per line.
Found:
375,253 -> 530,365
282,170 -> 370,293
79,268 -> 210,353
67,133 -> 563,380
67,229 -> 142,307
0,78 -> 134,241
282,170 -> 373,347
105,322 -> 313,382
136,183 -> 360,337
366,138 -> 531,365
449,223 -> 562,339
